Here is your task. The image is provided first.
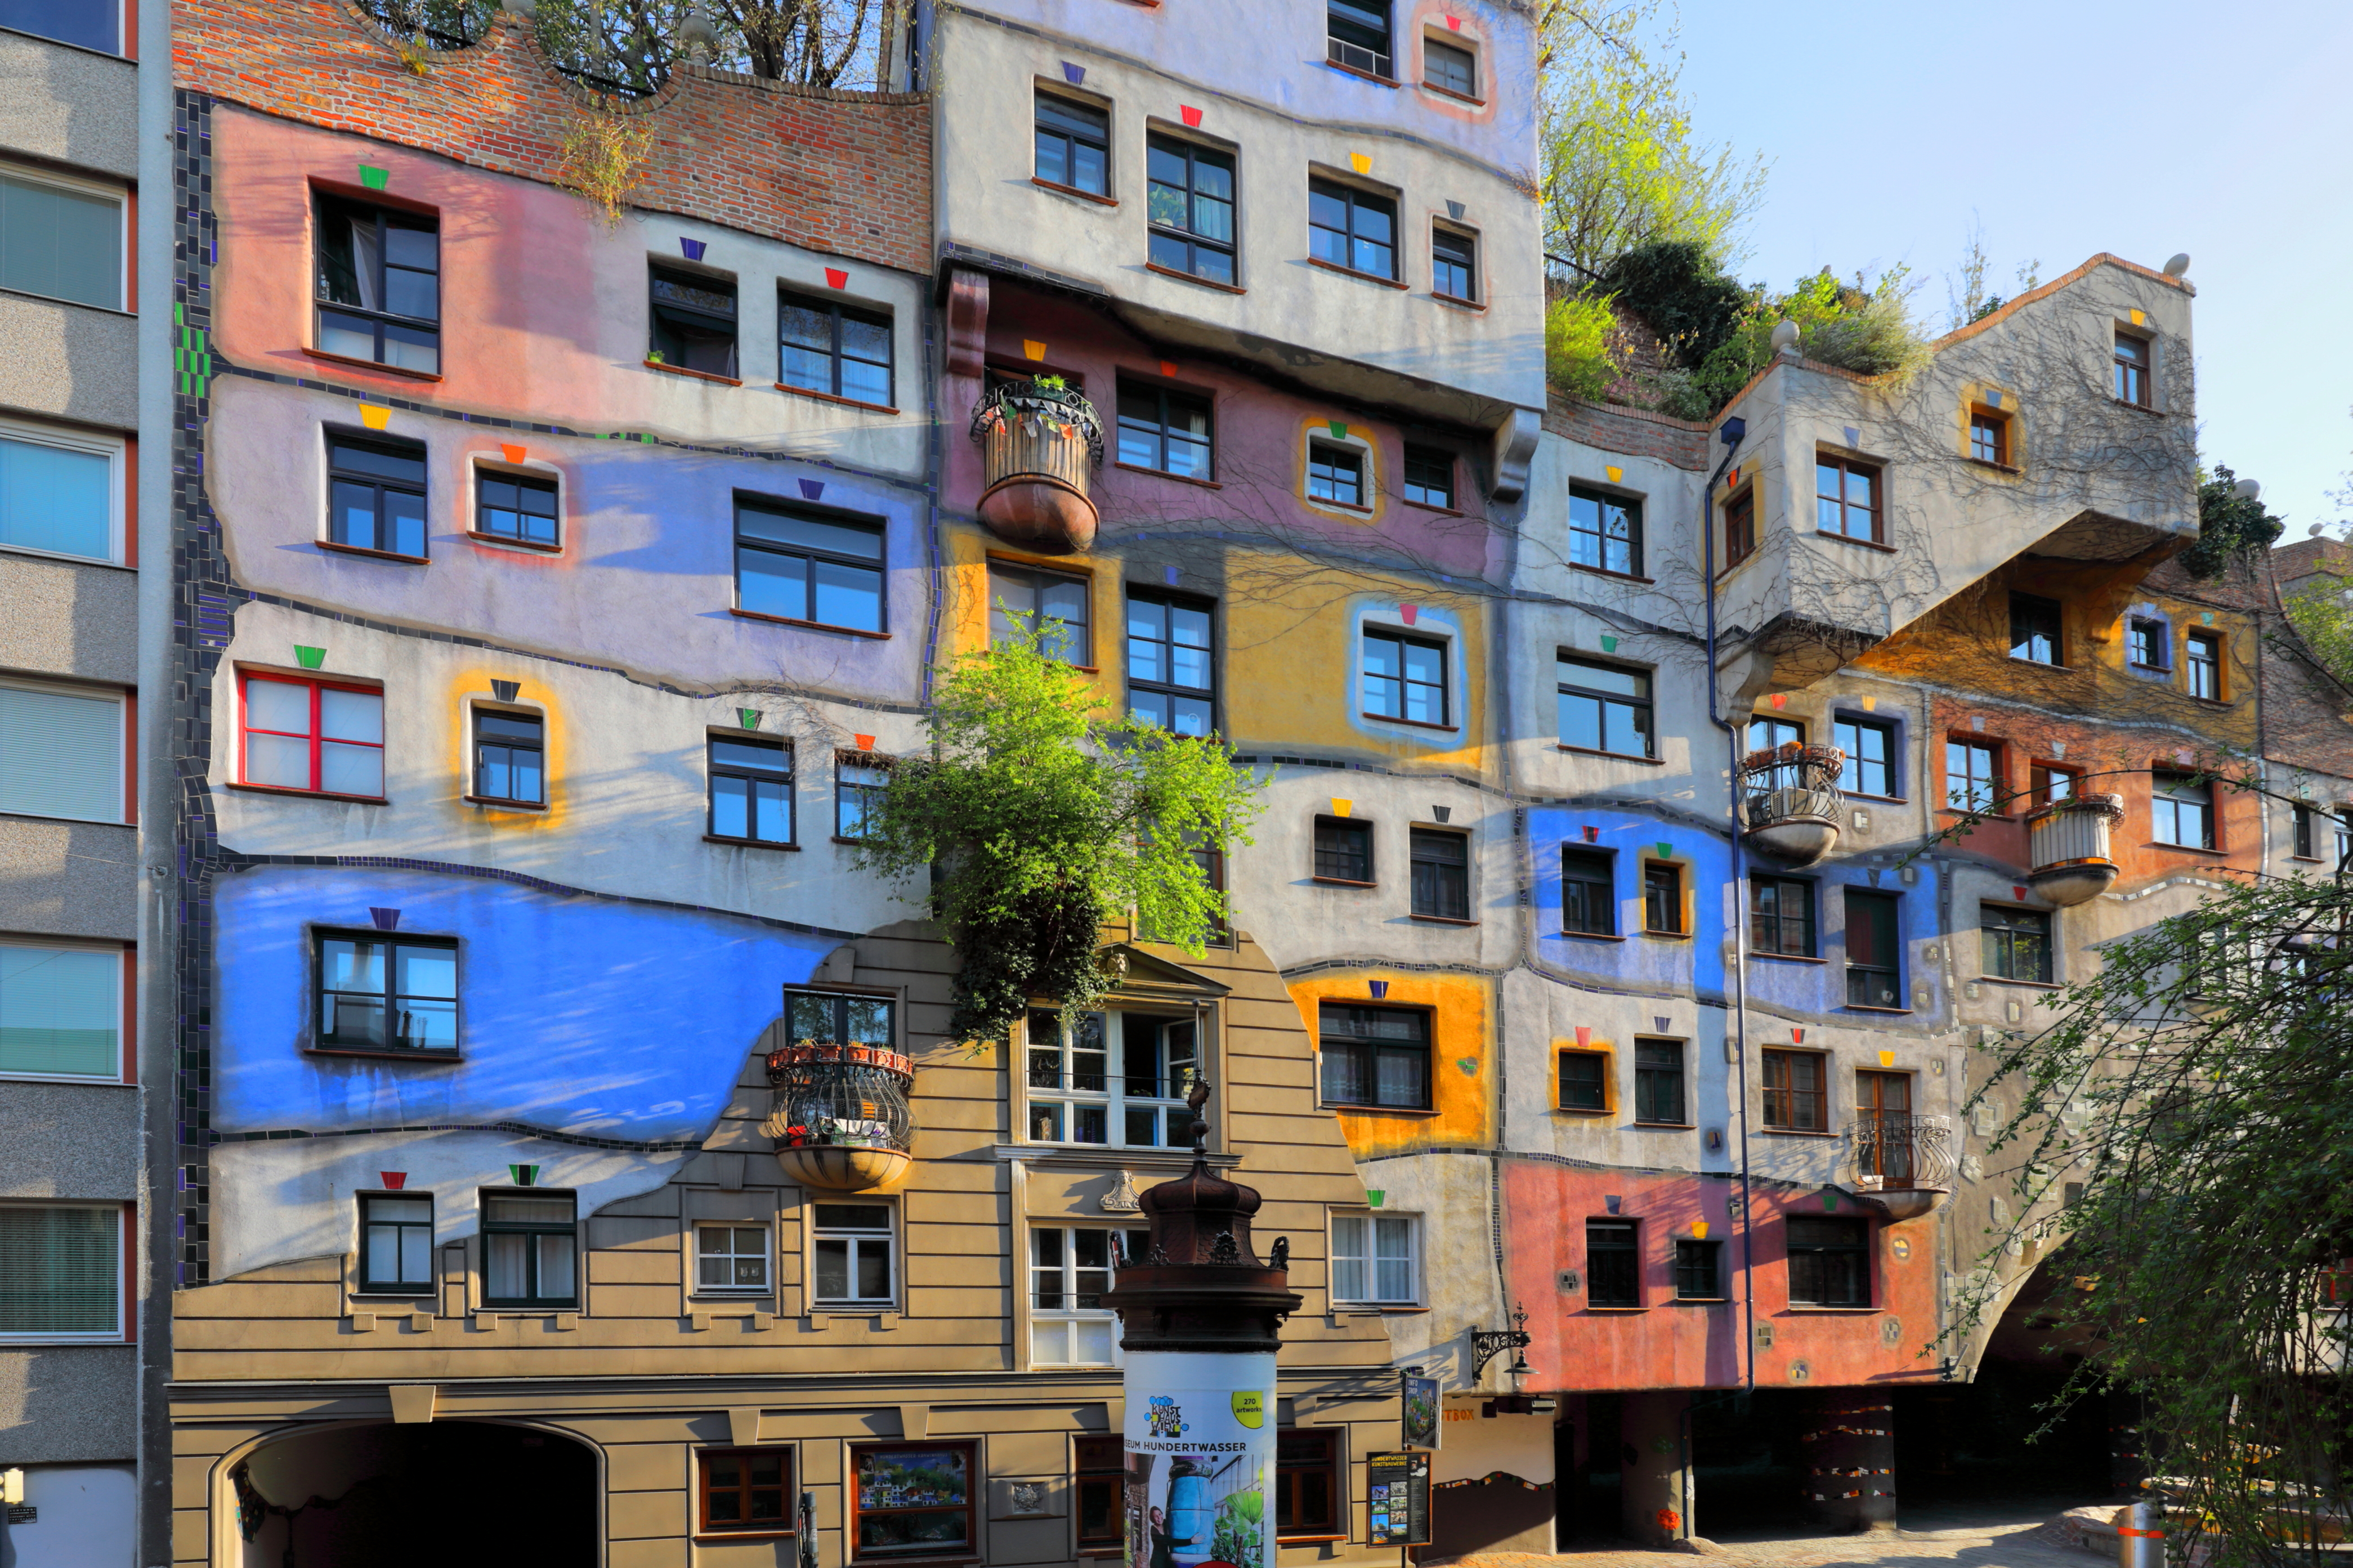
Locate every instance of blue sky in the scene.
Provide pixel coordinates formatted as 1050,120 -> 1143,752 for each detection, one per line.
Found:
1675,0 -> 2353,537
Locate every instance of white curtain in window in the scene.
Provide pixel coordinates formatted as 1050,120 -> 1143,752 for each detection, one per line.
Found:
0,683 -> 120,821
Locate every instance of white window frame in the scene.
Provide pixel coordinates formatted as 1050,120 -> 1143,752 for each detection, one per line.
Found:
1027,1224 -> 1148,1368
0,675 -> 127,825
0,414 -> 127,567
1022,1009 -> 1200,1150
1329,1210 -> 1421,1307
694,1221 -> 773,1296
0,160 -> 129,313
811,1202 -> 896,1306
0,1200 -> 127,1343
0,937 -> 126,1083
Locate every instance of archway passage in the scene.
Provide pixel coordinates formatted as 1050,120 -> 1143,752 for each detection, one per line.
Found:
232,1419 -> 597,1567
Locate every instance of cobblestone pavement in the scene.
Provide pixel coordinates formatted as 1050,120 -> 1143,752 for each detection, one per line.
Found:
1429,1503 -> 2106,1568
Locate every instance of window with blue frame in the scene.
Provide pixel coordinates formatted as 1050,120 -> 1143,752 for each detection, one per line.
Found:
708,734 -> 792,845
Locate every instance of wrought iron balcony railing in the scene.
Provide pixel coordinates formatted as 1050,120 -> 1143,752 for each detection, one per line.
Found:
1844,1113 -> 1956,1193
1740,742 -> 1846,864
763,1041 -> 915,1189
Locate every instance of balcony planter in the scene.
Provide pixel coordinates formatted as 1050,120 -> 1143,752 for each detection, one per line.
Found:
763,1041 -> 916,1191
2028,792 -> 2126,906
1740,742 -> 1846,865
969,378 -> 1105,554
1841,1113 -> 1955,1220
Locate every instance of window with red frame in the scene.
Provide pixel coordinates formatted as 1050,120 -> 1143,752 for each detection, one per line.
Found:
241,674 -> 385,798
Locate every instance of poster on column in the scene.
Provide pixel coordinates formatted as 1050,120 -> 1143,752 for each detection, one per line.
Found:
1123,1350 -> 1277,1568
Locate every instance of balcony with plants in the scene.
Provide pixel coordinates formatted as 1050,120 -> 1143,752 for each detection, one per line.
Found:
763,1036 -> 915,1191
969,377 -> 1106,554
1740,741 -> 1845,865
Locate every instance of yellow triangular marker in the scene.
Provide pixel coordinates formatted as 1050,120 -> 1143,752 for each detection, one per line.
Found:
1877,1050 -> 1895,1067
1331,798 -> 1353,817
1604,465 -> 1623,483
1349,153 -> 1372,174
1692,1222 -> 1710,1240
2129,308 -> 2145,326
359,405 -> 391,431
1862,696 -> 1876,711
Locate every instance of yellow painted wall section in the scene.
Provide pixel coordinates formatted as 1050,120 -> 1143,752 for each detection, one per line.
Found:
1286,970 -> 1493,1156
445,665 -> 570,832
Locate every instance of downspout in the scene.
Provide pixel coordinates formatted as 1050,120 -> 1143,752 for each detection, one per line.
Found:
1698,416 -> 1755,1397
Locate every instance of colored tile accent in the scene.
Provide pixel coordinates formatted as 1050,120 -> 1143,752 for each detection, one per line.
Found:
679,238 -> 706,261
491,679 -> 521,702
379,1171 -> 408,1189
369,907 -> 400,930
1349,153 -> 1372,174
1024,339 -> 1047,360
1179,105 -> 1202,128
798,477 -> 825,501
499,443 -> 527,464
1598,635 -> 1617,653
358,164 -> 389,190
738,709 -> 762,730
1604,465 -> 1623,483
854,734 -> 875,750
294,645 -> 326,669
1061,60 -> 1085,83
1400,604 -> 1419,625
825,267 -> 848,289
358,405 -> 391,431
1330,798 -> 1353,817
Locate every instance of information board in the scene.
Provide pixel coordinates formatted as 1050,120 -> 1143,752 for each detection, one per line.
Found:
1365,1450 -> 1430,1547
1400,1376 -> 1440,1450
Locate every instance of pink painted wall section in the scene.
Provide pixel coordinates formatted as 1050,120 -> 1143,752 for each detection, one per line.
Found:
1501,1163 -> 1942,1393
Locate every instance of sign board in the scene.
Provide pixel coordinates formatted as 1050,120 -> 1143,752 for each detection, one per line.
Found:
1123,1350 -> 1278,1568
1365,1451 -> 1430,1547
1401,1376 -> 1440,1451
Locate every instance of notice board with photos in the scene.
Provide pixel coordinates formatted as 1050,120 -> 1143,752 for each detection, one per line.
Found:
1365,1450 -> 1430,1547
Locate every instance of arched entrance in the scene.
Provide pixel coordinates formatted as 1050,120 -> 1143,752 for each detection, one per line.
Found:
228,1420 -> 598,1566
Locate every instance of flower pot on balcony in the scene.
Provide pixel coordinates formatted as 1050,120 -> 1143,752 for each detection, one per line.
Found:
2027,793 -> 2126,906
970,380 -> 1106,554
1741,742 -> 1847,866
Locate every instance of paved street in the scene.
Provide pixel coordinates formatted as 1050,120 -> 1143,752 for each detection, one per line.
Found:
1434,1502 -> 2106,1568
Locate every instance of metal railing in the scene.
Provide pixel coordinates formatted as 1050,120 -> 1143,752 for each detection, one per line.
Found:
1845,1113 -> 1956,1191
1026,1065 -> 1195,1100
1739,742 -> 1845,834
1327,36 -> 1392,77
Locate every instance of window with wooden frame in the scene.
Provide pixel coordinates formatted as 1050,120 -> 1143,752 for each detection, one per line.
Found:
1308,177 -> 1398,279
1586,1218 -> 1639,1306
2031,763 -> 2078,809
0,939 -> 124,1081
694,1223 -> 772,1294
1115,379 -> 1214,478
1674,1239 -> 1723,1301
2008,592 -> 2063,665
1030,1225 -> 1148,1366
1075,1436 -> 1126,1551
1313,815 -> 1373,884
2152,770 -> 2213,849
1277,1428 -> 1345,1540
1569,485 -> 1642,576
648,264 -> 739,379
1723,485 -> 1756,566
1557,656 -> 1655,759
1854,1069 -> 1913,1186
849,1441 -> 976,1559
1034,92 -> 1110,197
1845,889 -> 1903,1009
1968,408 -> 2011,466
1144,135 -> 1236,285
1945,738 -> 2001,814
358,1192 -> 435,1295
1431,224 -> 1477,301
1633,1038 -> 1685,1125
1815,454 -> 1882,542
2127,617 -> 2167,670
836,752 -> 890,841
314,192 -> 439,373
1643,861 -> 1683,935
315,930 -> 458,1055
1422,34 -> 1477,97
2187,630 -> 2222,701
240,673 -> 384,799
1125,588 -> 1215,736
2114,331 -> 2152,407
481,1189 -> 576,1308
2294,802 -> 2318,860
708,734 -> 793,846
735,499 -> 887,633
471,706 -> 544,806
1561,846 -> 1616,936
1558,1049 -> 1608,1112
1786,1216 -> 1869,1307
473,466 -> 559,548
1326,0 -> 1393,76
1318,1002 -> 1430,1110
1307,440 -> 1367,508
1982,903 -> 2052,984
1749,875 -> 1815,957
1363,628 -> 1449,725
699,1446 -> 794,1536
1410,827 -> 1470,920
1834,716 -> 1896,798
780,289 -> 893,408
1401,444 -> 1455,508
327,433 -> 428,559
989,562 -> 1091,665
1761,1048 -> 1827,1131
0,1202 -> 126,1339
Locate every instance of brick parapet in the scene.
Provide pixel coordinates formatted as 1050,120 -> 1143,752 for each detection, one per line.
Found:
172,0 -> 933,275
1542,392 -> 1712,471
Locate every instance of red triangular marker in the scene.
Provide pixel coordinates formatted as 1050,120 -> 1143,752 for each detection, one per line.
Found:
825,267 -> 848,289
1179,105 -> 1203,128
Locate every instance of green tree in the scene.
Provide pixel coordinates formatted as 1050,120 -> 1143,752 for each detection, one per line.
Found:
527,0 -> 885,93
852,622 -> 1265,1045
2180,463 -> 2286,580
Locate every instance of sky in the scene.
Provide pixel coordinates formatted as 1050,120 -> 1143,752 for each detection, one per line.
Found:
1672,0 -> 2353,541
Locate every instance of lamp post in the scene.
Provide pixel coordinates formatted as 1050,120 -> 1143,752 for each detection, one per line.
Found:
1102,1086 -> 1300,1568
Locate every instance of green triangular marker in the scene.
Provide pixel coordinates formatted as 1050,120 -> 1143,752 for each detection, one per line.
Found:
739,708 -> 761,730
508,1163 -> 537,1187
359,165 -> 390,191
1599,635 -> 1618,652
1327,419 -> 1348,439
293,646 -> 325,669
1656,841 -> 1672,859
1822,1189 -> 1840,1212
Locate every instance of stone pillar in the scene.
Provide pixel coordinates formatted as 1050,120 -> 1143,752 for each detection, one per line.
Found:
1618,1391 -> 1692,1547
1799,1390 -> 1898,1533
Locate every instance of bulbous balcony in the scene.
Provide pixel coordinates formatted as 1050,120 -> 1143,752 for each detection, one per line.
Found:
1842,1113 -> 1955,1221
1741,742 -> 1846,866
970,379 -> 1105,554
2027,792 -> 2126,906
762,1042 -> 916,1191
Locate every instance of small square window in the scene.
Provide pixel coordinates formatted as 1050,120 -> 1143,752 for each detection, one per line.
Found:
1643,862 -> 1683,935
359,1193 -> 435,1295
709,735 -> 792,845
316,931 -> 458,1055
1364,629 -> 1448,725
2008,592 -> 2063,665
2127,617 -> 2166,669
650,265 -> 739,379
327,433 -> 428,559
814,1203 -> 895,1304
1314,816 -> 1373,883
241,673 -> 385,799
1327,0 -> 1393,76
1432,225 -> 1477,301
1034,92 -> 1110,196
1969,409 -> 2010,465
1331,1212 -> 1419,1304
1410,827 -> 1469,919
1308,178 -> 1397,279
1674,1239 -> 1723,1301
1562,847 -> 1615,935
1761,1048 -> 1826,1131
1586,1218 -> 1639,1306
482,1189 -> 576,1308
1115,380 -> 1214,478
1558,1050 -> 1607,1111
315,194 -> 438,373
474,468 -> 559,548
1402,445 -> 1455,508
696,1224 -> 772,1293
988,563 -> 1091,665
1634,1038 -> 1684,1124
472,707 -> 545,806
780,289 -> 893,407
1815,455 -> 1882,542
700,1446 -> 794,1536
1423,36 -> 1476,96
1308,441 -> 1367,508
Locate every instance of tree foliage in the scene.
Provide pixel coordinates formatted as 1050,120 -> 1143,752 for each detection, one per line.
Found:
2181,463 -> 2287,580
359,0 -> 892,91
2283,571 -> 2353,687
1544,292 -> 1621,401
852,622 -> 1265,1045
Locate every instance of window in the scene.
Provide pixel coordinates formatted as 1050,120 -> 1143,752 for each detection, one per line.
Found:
2008,592 -> 2062,665
1026,1010 -> 1198,1146
1075,1437 -> 1126,1551
735,500 -> 886,633
1331,1212 -> 1417,1304
780,289 -> 893,407
327,434 -> 428,558
1115,380 -> 1214,478
1969,410 -> 2009,465
2114,332 -> 2151,407
316,931 -> 458,1054
1674,1239 -> 1722,1301
708,735 -> 791,845
783,988 -> 896,1048
1557,657 -> 1654,758
850,1442 -> 974,1558
2187,631 -> 2221,700
1309,178 -> 1397,279
1945,739 -> 1999,814
1834,716 -> 1895,797
836,754 -> 890,841
2127,618 -> 2165,669
1787,1217 -> 1869,1307
314,194 -> 438,373
359,1193 -> 434,1295
1814,455 -> 1881,542
1326,0 -> 1392,74
1561,847 -> 1616,936
2294,803 -> 2318,860
1314,816 -> 1372,883
815,1203 -> 894,1303
471,707 -> 544,805
1307,441 -> 1366,508
1643,862 -> 1682,935
1723,486 -> 1756,565
2032,763 -> 2077,808
240,674 -> 384,798
648,265 -> 738,378
1423,35 -> 1476,95
1586,1218 -> 1639,1307
1634,1039 -> 1684,1125
1749,876 -> 1815,957
1761,1048 -> 1827,1132
1747,716 -> 1803,754
1845,889 -> 1902,1008
0,1203 -> 121,1337
1030,1225 -> 1147,1365
1855,1069 -> 1913,1186
1034,92 -> 1110,195
2152,770 -> 2213,849
1277,1428 -> 1344,1540
0,0 -> 120,51
0,942 -> 121,1079
1569,486 -> 1641,576
988,563 -> 1090,664
1558,1050 -> 1607,1111
695,1224 -> 772,1294
1144,135 -> 1236,285
1983,904 -> 2052,984
1364,629 -> 1448,725
475,468 -> 558,547
1402,445 -> 1453,508
482,1189 -> 576,1307
699,1448 -> 793,1537
2336,810 -> 2352,871
0,424 -> 119,563
1318,1003 -> 1430,1110
1410,828 -> 1469,920
1432,225 -> 1477,300
1126,590 -> 1215,736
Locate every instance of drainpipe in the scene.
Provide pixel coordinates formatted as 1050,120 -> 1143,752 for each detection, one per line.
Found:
1698,416 -> 1756,1394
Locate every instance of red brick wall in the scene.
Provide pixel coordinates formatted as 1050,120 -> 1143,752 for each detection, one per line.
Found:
173,0 -> 932,275
1542,393 -> 1711,471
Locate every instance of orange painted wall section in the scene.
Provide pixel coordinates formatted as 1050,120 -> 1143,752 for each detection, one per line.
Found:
1287,972 -> 1493,1155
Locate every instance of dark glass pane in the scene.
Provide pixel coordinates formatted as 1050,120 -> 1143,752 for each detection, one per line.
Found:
330,441 -> 428,486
